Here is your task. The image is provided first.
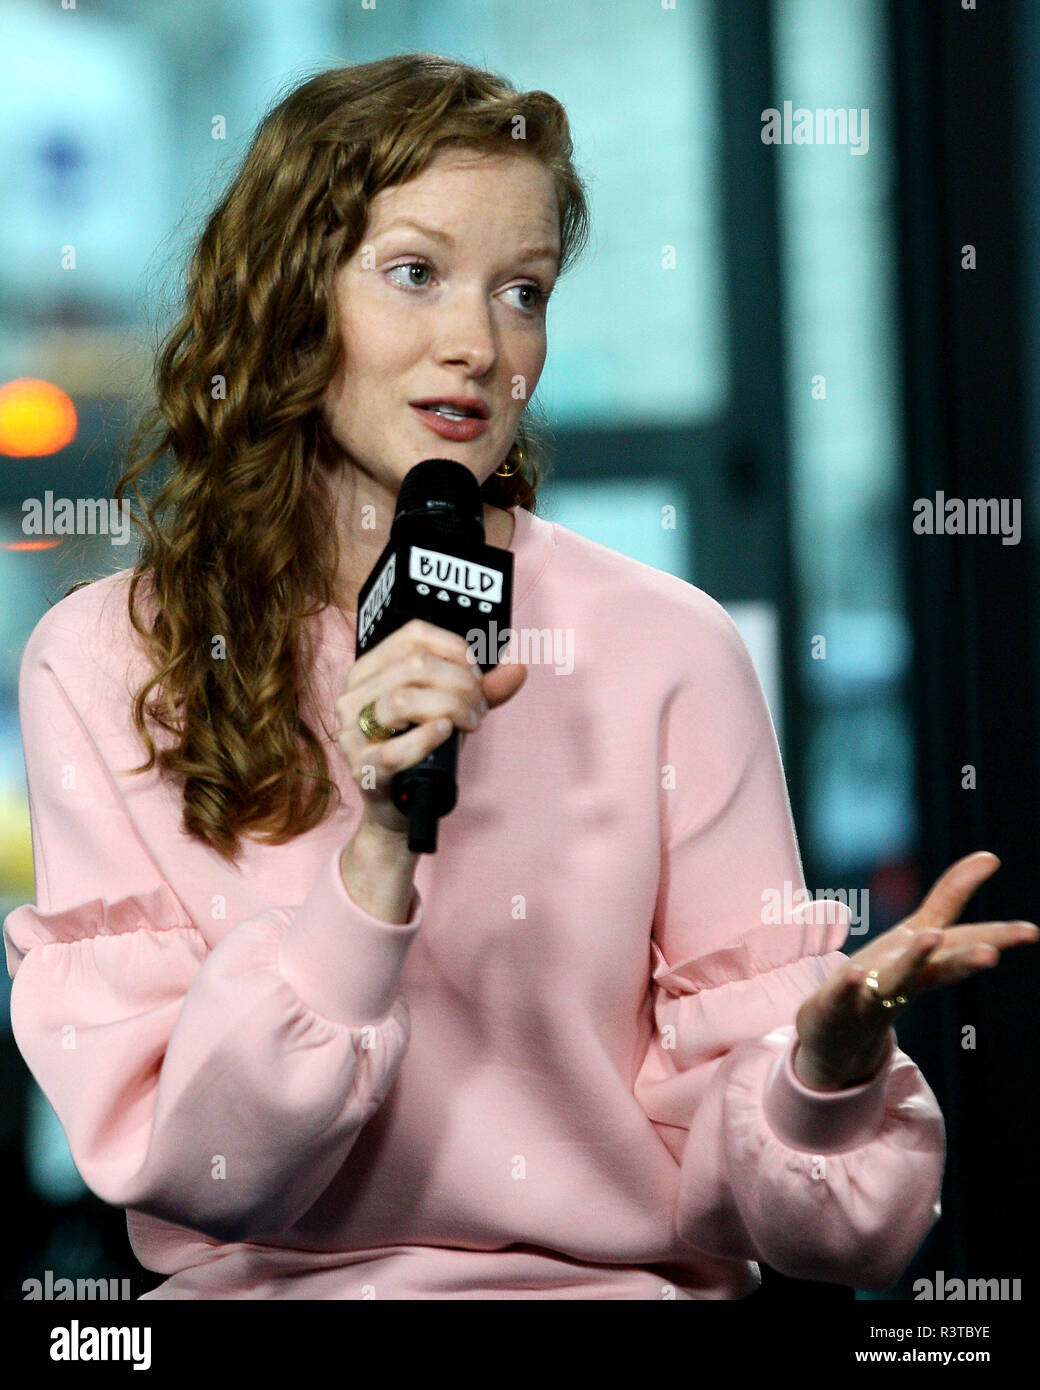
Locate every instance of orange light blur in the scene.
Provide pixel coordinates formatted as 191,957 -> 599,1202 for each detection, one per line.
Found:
0,377 -> 77,456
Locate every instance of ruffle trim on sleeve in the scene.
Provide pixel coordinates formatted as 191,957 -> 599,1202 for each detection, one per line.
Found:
4,883 -> 196,975
651,897 -> 851,997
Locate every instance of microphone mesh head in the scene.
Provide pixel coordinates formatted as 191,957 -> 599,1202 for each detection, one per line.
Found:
394,458 -> 484,537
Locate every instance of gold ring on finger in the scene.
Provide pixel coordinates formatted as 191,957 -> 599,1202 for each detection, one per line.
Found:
357,700 -> 402,742
864,969 -> 908,1010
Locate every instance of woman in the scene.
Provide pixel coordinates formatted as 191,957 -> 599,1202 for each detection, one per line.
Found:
5,54 -> 1035,1301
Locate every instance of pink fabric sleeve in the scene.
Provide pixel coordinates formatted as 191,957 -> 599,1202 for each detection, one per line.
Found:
633,595 -> 945,1291
3,621 -> 422,1244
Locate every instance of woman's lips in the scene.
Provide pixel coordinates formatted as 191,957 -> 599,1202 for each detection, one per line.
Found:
410,404 -> 489,441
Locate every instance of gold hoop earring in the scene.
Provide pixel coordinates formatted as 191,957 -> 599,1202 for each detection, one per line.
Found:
495,446 -> 524,478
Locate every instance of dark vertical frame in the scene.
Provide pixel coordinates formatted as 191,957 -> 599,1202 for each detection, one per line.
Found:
710,0 -> 807,839
890,0 -> 1040,1283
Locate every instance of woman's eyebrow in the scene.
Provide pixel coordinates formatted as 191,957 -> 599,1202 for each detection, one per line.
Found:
377,217 -> 559,266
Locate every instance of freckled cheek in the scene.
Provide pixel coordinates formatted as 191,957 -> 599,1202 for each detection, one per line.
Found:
340,274 -> 411,333
508,337 -> 547,398
343,309 -> 421,376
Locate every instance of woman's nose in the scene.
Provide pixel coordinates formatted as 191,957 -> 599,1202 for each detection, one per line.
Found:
433,291 -> 497,374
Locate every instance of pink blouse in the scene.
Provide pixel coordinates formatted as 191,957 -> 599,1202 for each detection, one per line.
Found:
4,504 -> 944,1298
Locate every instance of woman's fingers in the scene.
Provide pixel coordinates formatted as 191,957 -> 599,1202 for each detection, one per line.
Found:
843,926 -> 944,1009
923,920 -> 1038,950
863,921 -> 1038,1002
902,923 -> 1037,991
374,677 -> 485,734
380,648 -> 485,710
480,659 -> 527,708
341,650 -> 484,740
909,850 -> 1001,929
358,716 -> 456,775
349,617 -> 472,683
798,862 -> 1037,1086
913,945 -> 999,991
842,912 -> 1038,1007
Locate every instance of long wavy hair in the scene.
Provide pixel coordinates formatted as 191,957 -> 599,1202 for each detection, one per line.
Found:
78,54 -> 590,863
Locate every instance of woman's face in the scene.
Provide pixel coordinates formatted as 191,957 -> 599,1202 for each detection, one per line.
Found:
321,146 -> 560,499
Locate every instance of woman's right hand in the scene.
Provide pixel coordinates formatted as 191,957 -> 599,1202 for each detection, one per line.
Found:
335,618 -> 527,837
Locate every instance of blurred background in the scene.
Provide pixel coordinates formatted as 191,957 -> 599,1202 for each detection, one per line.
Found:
1,0 -> 1037,1302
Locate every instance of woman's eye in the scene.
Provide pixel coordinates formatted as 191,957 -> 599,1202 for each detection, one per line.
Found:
510,284 -> 547,312
387,260 -> 431,288
386,261 -> 547,313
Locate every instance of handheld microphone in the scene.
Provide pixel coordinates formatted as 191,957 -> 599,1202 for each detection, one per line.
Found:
354,459 -> 514,853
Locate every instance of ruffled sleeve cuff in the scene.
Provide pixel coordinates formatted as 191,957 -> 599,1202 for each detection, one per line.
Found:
275,842 -> 422,1028
4,882 -> 196,977
651,896 -> 852,996
762,1027 -> 896,1154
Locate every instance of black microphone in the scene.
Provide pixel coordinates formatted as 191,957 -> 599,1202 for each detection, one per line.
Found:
353,459 -> 515,853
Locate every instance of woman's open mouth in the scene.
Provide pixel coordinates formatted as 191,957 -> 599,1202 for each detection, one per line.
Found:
410,403 -> 489,441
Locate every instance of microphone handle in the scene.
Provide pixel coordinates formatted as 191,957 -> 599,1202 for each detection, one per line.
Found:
391,728 -> 460,853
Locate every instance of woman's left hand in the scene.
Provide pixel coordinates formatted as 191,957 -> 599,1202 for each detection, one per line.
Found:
792,851 -> 1039,1091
